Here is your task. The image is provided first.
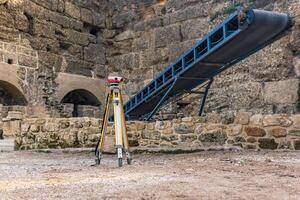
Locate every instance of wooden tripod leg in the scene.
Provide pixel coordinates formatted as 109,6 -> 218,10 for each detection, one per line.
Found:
96,93 -> 111,165
120,91 -> 132,165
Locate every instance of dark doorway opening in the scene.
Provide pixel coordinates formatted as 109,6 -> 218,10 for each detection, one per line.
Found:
0,81 -> 27,106
61,89 -> 101,117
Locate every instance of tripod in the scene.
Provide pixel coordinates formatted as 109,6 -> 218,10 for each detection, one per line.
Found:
95,76 -> 132,167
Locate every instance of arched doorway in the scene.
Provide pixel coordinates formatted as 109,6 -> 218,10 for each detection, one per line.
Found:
61,89 -> 101,117
0,80 -> 27,106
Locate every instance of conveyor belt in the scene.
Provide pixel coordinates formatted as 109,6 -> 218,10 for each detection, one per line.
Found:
121,9 -> 292,121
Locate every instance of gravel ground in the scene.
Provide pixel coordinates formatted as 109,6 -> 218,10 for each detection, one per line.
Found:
0,150 -> 299,200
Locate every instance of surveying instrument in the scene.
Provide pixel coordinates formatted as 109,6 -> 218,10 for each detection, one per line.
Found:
95,76 -> 132,167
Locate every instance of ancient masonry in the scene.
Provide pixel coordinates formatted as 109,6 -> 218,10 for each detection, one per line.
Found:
3,112 -> 300,151
0,0 -> 299,150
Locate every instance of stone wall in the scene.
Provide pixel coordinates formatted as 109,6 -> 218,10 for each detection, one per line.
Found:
0,0 -> 109,117
105,0 -> 300,116
13,113 -> 300,151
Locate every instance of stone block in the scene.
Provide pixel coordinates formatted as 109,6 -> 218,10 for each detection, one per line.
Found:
246,137 -> 257,143
226,124 -> 242,136
84,44 -> 106,64
33,19 -> 54,37
3,120 -> 21,137
17,46 -> 37,57
258,138 -> 278,150
30,124 -> 40,133
7,111 -> 23,120
234,136 -> 246,143
155,24 -> 181,47
92,12 -> 105,28
173,123 -> 194,134
141,130 -> 161,140
63,29 -> 90,46
146,123 -> 155,130
109,53 -> 139,71
198,130 -> 227,146
133,32 -> 150,51
180,134 -> 197,142
3,43 -> 16,52
167,40 -> 196,62
244,126 -> 266,137
18,55 -> 37,68
65,1 -> 81,20
294,140 -> 300,150
129,139 -> 139,147
234,112 -> 251,125
65,58 -> 94,77
264,79 -> 299,104
267,127 -> 287,138
155,121 -> 172,130
288,129 -> 300,137
249,114 -> 263,126
181,18 -> 208,40
195,124 -> 204,134
182,117 -> 193,123
294,57 -> 300,77
115,30 -> 135,41
263,115 -> 293,127
140,48 -> 168,68
80,8 -> 93,24
161,134 -> 178,142
290,115 -> 300,129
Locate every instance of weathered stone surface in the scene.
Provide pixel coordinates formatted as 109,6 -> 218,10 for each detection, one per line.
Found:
264,79 -> 299,104
234,136 -> 246,143
80,8 -> 93,24
181,18 -> 208,40
140,48 -> 168,68
288,129 -> 300,137
290,115 -> 300,129
294,140 -> 300,150
161,134 -> 178,142
65,1 -> 81,20
0,129 -> 3,139
234,112 -> 251,125
84,44 -> 106,64
258,138 -> 278,150
115,30 -> 135,41
180,134 -> 197,142
263,115 -> 293,127
198,130 -> 227,146
155,24 -> 181,47
294,57 -> 300,77
246,137 -> 257,143
267,127 -> 287,138
226,124 -> 242,136
173,123 -> 194,134
244,126 -> 266,137
249,114 -> 263,126
141,130 -> 161,140
109,53 -> 139,71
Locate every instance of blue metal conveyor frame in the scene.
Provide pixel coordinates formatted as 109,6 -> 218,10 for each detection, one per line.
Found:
115,9 -> 292,121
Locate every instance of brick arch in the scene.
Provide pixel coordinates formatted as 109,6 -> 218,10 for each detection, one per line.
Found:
0,63 -> 27,105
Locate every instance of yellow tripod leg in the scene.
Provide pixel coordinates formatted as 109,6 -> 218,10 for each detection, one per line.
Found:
120,90 -> 132,165
112,88 -> 124,167
95,93 -> 111,165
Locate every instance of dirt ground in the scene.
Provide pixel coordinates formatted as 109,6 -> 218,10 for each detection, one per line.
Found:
0,150 -> 299,200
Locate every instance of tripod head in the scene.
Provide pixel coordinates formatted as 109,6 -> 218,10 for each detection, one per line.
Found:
107,76 -> 124,87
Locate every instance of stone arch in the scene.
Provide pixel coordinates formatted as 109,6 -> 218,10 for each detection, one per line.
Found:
61,89 -> 101,106
56,73 -> 106,117
0,63 -> 27,106
0,80 -> 27,105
